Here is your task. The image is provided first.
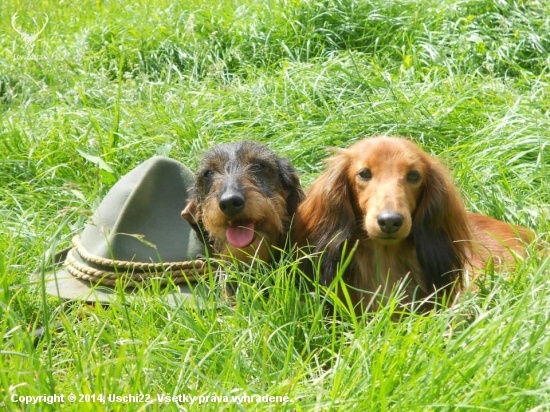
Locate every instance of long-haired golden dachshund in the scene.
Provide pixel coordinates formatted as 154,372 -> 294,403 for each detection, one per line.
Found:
293,136 -> 534,313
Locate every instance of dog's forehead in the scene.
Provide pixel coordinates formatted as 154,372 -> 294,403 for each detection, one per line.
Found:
350,138 -> 425,170
235,142 -> 277,164
201,141 -> 277,170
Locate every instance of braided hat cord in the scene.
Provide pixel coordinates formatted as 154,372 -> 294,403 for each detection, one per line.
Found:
72,235 -> 203,270
66,236 -> 208,286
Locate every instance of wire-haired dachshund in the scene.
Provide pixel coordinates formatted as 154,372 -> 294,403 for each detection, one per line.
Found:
183,140 -> 305,264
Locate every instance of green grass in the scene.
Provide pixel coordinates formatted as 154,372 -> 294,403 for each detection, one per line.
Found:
1,0 -> 550,410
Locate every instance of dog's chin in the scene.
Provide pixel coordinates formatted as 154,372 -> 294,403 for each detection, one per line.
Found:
369,234 -> 409,246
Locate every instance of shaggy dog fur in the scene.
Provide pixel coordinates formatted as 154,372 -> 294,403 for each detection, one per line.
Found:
183,140 -> 305,264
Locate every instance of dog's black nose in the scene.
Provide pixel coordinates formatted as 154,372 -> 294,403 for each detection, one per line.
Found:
219,191 -> 245,215
377,210 -> 404,234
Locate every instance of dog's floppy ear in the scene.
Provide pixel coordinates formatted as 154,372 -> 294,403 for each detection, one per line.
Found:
182,198 -> 209,246
412,159 -> 471,295
277,158 -> 306,215
294,153 -> 356,286
182,197 -> 200,225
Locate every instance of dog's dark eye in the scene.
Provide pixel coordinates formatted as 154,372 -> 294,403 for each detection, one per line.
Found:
407,170 -> 421,183
357,168 -> 372,180
250,162 -> 266,172
202,169 -> 214,179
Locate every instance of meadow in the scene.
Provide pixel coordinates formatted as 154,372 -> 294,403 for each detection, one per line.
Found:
1,0 -> 550,410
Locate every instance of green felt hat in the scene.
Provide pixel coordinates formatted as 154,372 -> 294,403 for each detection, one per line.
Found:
34,156 -> 210,304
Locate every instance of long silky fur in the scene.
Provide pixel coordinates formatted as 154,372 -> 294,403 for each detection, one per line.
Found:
412,159 -> 471,295
293,154 -> 356,286
294,136 -> 533,312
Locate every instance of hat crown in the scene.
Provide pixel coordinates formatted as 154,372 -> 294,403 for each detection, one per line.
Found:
80,156 -> 203,264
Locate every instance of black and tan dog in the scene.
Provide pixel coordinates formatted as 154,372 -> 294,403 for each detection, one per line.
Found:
182,140 -> 305,264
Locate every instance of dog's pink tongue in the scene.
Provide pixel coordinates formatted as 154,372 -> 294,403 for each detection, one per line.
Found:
226,222 -> 255,248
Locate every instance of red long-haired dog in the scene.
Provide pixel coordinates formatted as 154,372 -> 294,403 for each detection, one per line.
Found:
293,136 -> 534,313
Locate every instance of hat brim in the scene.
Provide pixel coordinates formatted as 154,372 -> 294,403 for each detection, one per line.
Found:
32,248 -> 211,306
